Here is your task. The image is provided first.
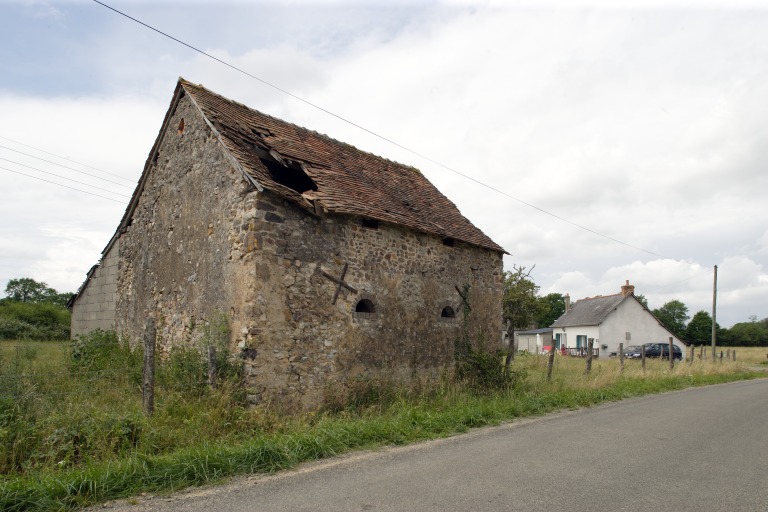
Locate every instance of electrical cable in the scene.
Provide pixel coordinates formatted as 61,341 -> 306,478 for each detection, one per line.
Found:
0,134 -> 136,184
0,165 -> 127,203
0,157 -> 131,198
92,0 -> 673,261
0,144 -> 134,189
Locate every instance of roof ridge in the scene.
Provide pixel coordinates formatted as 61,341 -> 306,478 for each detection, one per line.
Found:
172,78 -> 505,253
578,292 -> 622,301
178,77 -> 424,175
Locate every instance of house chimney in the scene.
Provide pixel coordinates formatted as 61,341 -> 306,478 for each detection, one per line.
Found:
621,280 -> 635,297
564,293 -> 571,312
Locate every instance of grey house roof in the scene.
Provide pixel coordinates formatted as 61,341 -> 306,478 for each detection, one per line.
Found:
550,294 -> 629,328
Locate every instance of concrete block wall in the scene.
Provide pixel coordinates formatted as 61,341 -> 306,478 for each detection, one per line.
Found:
70,239 -> 119,337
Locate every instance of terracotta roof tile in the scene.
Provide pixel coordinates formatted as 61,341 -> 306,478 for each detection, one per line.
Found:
180,78 -> 505,253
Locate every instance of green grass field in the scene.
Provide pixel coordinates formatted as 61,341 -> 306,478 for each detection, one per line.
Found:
1,336 -> 765,512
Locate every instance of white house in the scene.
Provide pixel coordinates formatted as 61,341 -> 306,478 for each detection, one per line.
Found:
550,281 -> 686,357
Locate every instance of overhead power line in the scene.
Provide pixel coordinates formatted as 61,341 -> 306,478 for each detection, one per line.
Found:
0,134 -> 136,184
0,165 -> 126,203
0,144 -> 134,189
0,157 -> 130,198
94,0 -> 672,260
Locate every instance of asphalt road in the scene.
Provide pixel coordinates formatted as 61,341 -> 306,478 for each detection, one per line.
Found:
98,378 -> 768,512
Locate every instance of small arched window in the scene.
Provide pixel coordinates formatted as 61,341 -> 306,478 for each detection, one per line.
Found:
355,299 -> 375,313
441,306 -> 456,319
353,298 -> 377,321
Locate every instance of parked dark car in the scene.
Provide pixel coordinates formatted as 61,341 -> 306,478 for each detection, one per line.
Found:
609,345 -> 642,358
624,342 -> 682,361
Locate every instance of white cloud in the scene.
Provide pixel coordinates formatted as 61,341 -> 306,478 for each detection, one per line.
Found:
22,1 -> 62,19
0,93 -> 163,296
1,2 -> 767,327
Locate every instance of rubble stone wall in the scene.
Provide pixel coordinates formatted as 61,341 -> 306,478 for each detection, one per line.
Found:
109,92 -> 503,410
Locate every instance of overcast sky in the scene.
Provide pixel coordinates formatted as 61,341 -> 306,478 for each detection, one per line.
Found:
1,0 -> 767,328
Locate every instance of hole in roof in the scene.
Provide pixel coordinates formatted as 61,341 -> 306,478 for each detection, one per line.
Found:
259,157 -> 317,194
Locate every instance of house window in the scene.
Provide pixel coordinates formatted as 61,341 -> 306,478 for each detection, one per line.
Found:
576,335 -> 587,349
441,306 -> 456,318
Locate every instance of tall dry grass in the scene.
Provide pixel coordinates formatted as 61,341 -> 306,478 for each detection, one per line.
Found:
1,338 -> 764,512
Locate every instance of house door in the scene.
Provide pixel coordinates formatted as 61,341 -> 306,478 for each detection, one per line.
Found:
576,335 -> 587,350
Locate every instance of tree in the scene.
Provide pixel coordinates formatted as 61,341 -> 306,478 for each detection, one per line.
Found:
502,265 -> 539,372
3,278 -> 71,306
534,293 -> 566,328
685,310 -> 722,346
725,321 -> 768,347
634,294 -> 649,308
652,299 -> 689,338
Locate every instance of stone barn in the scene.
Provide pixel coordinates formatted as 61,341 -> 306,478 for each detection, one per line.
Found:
70,78 -> 506,408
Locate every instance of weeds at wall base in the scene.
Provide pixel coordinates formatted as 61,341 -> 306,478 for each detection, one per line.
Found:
0,341 -> 763,512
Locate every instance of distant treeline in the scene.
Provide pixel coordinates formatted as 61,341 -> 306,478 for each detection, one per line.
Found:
0,278 -> 72,341
644,297 -> 768,347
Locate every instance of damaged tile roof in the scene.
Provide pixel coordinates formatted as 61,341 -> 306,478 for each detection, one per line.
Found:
159,78 -> 504,253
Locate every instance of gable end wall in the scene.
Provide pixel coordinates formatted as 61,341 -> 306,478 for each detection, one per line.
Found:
105,92 -> 503,410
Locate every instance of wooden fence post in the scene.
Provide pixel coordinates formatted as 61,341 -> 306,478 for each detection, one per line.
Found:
669,337 -> 674,370
733,350 -> 736,362
619,342 -> 624,374
142,317 -> 156,417
726,349 -> 731,361
584,338 -> 594,375
546,347 -> 556,382
208,346 -> 217,389
719,351 -> 723,363
641,344 -> 646,373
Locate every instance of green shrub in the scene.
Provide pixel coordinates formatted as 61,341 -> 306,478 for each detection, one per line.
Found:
0,301 -> 70,340
70,330 -> 139,373
159,346 -> 208,395
322,376 -> 399,413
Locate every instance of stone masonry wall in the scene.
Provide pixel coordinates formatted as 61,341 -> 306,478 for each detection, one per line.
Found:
113,92 -> 504,410
231,192 -> 504,410
70,238 -> 119,337
114,93 -> 247,349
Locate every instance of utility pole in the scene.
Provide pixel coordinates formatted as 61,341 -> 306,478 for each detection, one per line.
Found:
711,265 -> 718,361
